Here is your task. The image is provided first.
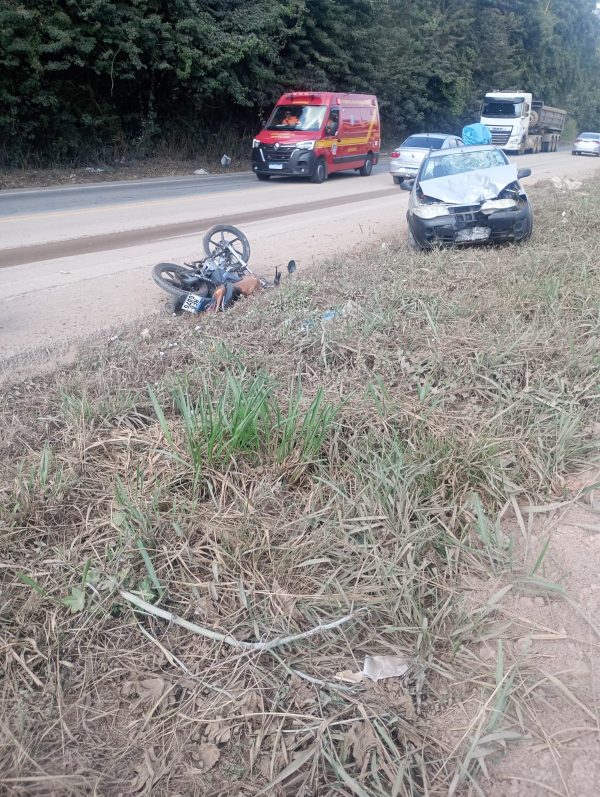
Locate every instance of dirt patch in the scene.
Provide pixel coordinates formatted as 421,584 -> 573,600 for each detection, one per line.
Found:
485,471 -> 600,797
428,468 -> 600,796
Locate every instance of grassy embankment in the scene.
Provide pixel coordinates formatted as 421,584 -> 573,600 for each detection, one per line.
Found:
1,178 -> 599,795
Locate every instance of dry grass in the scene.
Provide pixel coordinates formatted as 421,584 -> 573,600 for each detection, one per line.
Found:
1,179 -> 599,795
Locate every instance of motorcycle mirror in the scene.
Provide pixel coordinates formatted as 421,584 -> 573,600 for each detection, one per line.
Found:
287,259 -> 296,274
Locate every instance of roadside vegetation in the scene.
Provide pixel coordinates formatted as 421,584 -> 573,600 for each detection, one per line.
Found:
2,0 -> 600,168
1,178 -> 599,795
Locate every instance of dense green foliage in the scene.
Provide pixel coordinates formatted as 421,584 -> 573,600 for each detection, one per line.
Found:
1,0 -> 599,165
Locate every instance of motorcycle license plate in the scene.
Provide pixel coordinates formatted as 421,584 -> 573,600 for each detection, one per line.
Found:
456,226 -> 490,242
268,163 -> 283,170
181,293 -> 205,313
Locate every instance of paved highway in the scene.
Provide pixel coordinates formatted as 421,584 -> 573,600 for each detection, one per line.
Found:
0,151 -> 597,370
0,162 -> 389,217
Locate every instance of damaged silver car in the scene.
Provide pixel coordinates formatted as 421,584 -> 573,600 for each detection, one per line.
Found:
400,145 -> 533,249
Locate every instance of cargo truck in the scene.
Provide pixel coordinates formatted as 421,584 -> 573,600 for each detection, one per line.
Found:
480,91 -> 566,154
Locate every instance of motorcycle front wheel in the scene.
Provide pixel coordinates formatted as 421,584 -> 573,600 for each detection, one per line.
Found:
152,263 -> 211,302
202,224 -> 251,263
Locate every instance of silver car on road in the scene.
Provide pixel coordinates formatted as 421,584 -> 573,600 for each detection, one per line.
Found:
389,133 -> 463,184
572,132 -> 600,156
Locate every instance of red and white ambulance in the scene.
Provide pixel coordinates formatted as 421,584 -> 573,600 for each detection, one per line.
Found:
251,91 -> 380,183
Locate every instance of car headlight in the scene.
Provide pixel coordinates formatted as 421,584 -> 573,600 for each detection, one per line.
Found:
295,140 -> 316,150
480,198 -> 518,214
252,139 -> 261,149
412,204 -> 450,220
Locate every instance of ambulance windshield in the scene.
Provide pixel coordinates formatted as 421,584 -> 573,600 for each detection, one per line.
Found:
267,105 -> 327,131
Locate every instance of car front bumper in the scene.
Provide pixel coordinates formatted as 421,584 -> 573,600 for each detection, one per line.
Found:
408,202 -> 532,247
252,147 -> 317,177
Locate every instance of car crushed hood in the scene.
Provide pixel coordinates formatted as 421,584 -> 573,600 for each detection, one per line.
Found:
420,164 -> 519,204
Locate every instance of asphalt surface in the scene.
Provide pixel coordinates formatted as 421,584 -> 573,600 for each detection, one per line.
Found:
0,161 -> 390,217
0,188 -> 397,269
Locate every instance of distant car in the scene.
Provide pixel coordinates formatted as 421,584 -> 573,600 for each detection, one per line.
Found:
572,132 -> 600,156
400,145 -> 533,249
389,133 -> 463,184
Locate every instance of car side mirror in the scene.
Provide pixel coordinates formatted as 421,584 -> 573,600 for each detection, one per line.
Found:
399,179 -> 414,190
517,168 -> 531,179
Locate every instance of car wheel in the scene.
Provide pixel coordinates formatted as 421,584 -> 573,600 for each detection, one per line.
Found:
519,204 -> 534,243
393,175 -> 403,185
407,224 -> 420,250
256,173 -> 271,181
359,155 -> 373,176
311,158 -> 327,183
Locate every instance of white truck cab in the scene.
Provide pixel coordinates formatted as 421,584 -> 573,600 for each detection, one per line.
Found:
480,91 -> 532,153
480,91 -> 565,154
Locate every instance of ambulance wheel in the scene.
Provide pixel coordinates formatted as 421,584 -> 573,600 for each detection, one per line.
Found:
311,158 -> 327,183
359,155 -> 373,176
256,173 -> 271,181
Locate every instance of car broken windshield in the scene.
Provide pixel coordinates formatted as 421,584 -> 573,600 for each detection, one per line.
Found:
266,105 -> 327,131
420,149 -> 508,181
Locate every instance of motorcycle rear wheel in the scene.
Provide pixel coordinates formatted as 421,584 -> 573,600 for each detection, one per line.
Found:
152,262 -> 211,301
202,224 -> 250,263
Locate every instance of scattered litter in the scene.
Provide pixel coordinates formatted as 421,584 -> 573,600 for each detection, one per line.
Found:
321,309 -> 343,323
220,154 -> 232,168
85,166 -> 108,174
552,176 -> 583,191
363,655 -> 409,681
193,168 -> 209,175
194,325 -> 202,331
334,669 -> 364,684
108,335 -> 120,342
301,300 -> 359,332
140,328 -> 150,340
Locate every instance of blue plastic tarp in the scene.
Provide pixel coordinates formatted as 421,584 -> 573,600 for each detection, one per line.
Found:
462,123 -> 491,145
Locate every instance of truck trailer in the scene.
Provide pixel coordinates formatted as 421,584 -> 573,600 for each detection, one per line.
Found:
480,91 -> 566,154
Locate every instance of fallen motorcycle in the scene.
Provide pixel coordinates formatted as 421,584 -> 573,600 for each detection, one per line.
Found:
152,224 -> 295,313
